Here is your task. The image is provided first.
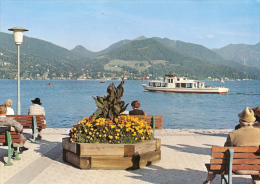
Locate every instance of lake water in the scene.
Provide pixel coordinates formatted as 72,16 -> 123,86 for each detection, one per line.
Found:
0,79 -> 259,129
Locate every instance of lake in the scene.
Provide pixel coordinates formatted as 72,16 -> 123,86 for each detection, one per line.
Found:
0,79 -> 259,129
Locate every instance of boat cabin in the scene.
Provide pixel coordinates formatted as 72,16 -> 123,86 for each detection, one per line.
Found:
147,74 -> 205,89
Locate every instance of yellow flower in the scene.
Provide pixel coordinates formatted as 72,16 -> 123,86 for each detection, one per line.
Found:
114,118 -> 118,123
138,129 -> 143,134
109,136 -> 113,139
110,125 -> 116,129
89,132 -> 92,135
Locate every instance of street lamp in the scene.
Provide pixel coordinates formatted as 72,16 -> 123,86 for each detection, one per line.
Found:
8,27 -> 28,115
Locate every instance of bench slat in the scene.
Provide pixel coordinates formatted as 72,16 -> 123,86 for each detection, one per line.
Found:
232,165 -> 260,170
0,132 -> 21,143
211,159 -> 260,165
212,147 -> 260,153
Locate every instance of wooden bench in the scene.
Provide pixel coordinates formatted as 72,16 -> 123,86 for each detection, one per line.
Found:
7,115 -> 47,142
205,146 -> 260,184
0,131 -> 21,166
129,115 -> 163,129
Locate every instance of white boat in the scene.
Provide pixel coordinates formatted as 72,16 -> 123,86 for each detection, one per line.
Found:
142,74 -> 229,94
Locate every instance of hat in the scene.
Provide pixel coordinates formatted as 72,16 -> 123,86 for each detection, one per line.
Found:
238,107 -> 256,123
31,98 -> 42,105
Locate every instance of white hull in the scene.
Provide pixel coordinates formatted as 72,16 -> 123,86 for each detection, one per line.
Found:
142,84 -> 229,94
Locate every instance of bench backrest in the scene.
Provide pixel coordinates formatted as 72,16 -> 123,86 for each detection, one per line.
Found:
210,147 -> 260,173
129,115 -> 163,129
6,115 -> 46,129
0,132 -> 21,144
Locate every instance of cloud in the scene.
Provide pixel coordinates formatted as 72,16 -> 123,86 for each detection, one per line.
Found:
206,34 -> 214,38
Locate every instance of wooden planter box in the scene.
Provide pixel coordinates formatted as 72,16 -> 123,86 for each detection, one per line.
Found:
62,137 -> 161,170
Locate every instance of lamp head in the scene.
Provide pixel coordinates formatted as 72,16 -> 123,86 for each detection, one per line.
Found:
8,27 -> 28,45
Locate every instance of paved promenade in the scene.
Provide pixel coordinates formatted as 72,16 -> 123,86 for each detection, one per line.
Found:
0,128 -> 254,184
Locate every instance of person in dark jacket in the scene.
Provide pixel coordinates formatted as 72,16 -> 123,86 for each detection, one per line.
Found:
129,100 -> 146,115
0,126 -> 15,134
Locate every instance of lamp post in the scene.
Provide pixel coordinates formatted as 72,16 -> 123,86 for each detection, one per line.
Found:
8,27 -> 28,115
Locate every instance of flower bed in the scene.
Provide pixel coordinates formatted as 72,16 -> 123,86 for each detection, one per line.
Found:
69,115 -> 153,144
63,73 -> 161,169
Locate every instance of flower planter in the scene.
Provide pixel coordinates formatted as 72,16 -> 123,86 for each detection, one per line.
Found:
62,137 -> 161,170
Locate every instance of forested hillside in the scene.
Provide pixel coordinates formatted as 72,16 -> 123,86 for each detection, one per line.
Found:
0,32 -> 258,80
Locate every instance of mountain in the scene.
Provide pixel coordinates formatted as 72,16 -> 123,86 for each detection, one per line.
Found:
100,38 -> 254,79
212,43 -> 260,69
71,39 -> 132,58
71,45 -> 97,58
0,32 -> 89,79
0,32 -> 259,80
151,37 -> 258,74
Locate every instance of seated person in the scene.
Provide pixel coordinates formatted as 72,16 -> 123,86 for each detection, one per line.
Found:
28,97 -> 46,140
0,105 -> 28,153
203,107 -> 260,184
252,106 -> 260,126
5,99 -> 15,115
129,100 -> 146,115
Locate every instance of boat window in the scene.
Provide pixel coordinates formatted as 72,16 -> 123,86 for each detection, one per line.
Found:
162,83 -> 166,87
153,83 -> 156,87
181,83 -> 186,88
176,83 -> 180,88
149,82 -> 152,86
171,79 -> 173,83
157,83 -> 161,87
168,79 -> 170,83
187,83 -> 192,88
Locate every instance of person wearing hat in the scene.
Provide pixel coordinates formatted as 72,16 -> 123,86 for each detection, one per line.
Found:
203,107 -> 260,184
28,98 -> 46,140
235,106 -> 260,129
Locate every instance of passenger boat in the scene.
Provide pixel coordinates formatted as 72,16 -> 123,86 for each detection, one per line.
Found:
142,74 -> 229,94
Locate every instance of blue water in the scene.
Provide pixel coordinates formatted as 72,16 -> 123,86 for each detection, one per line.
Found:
0,80 -> 259,129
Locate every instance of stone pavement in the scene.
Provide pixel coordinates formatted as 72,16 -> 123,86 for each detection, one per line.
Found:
0,129 -> 254,184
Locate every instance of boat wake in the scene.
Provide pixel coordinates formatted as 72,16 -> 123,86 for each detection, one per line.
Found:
230,92 -> 260,96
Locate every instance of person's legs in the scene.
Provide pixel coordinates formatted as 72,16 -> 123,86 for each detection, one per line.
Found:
251,175 -> 260,184
203,173 -> 216,184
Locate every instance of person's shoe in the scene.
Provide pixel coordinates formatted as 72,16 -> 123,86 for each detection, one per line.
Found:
11,152 -> 16,159
36,135 -> 42,140
19,146 -> 29,154
203,181 -> 210,184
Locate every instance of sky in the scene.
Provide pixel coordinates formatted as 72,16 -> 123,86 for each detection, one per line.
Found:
0,0 -> 259,52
